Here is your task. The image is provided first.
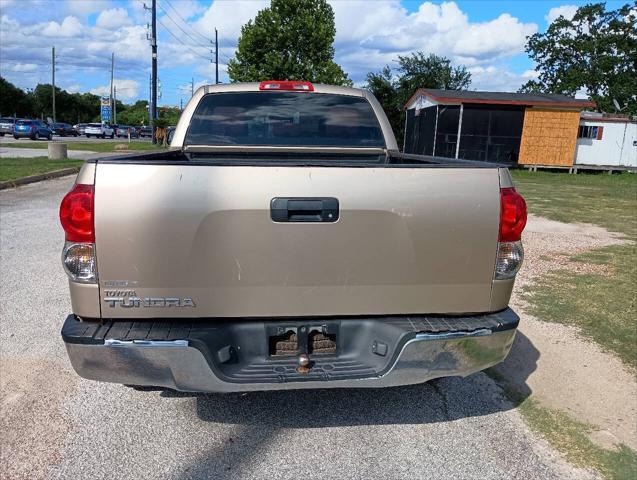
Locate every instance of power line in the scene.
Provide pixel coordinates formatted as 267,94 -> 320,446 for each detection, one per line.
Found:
162,0 -> 213,44
157,2 -> 211,49
157,18 -> 212,61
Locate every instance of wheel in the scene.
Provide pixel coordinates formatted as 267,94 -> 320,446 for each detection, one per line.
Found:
13,135 -> 19,140
0,133 -> 4,137
86,134 -> 90,138
101,134 -> 105,139
34,132 -> 40,140
48,133 -> 53,141
110,133 -> 114,139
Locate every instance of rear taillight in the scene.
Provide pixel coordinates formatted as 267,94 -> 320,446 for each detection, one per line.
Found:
499,187 -> 527,242
495,187 -> 527,280
60,184 -> 97,283
259,80 -> 314,91
60,184 -> 94,242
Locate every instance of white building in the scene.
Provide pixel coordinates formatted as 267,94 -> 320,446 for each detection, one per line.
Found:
575,113 -> 637,168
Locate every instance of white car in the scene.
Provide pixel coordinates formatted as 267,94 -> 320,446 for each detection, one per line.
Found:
85,123 -> 115,138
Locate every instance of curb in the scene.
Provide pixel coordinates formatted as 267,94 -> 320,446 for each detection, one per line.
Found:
0,167 -> 80,190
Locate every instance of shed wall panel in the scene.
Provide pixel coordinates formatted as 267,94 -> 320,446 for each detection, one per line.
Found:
518,109 -> 580,166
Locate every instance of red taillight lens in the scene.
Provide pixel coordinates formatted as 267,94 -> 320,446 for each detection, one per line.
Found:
259,80 -> 314,91
499,187 -> 527,242
60,184 -> 95,242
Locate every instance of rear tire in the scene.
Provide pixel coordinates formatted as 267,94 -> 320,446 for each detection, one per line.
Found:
86,134 -> 90,138
13,135 -> 19,140
101,134 -> 106,139
48,132 -> 53,141
34,132 -> 40,140
110,133 -> 114,139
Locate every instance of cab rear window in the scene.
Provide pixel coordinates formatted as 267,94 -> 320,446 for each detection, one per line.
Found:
184,92 -> 385,148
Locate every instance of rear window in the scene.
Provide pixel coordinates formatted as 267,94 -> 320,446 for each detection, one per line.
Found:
0,118 -> 14,123
88,123 -> 101,127
16,120 -> 32,126
185,92 -> 385,148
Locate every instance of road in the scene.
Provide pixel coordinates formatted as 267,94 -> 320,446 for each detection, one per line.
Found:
0,135 -> 151,144
0,178 -> 595,480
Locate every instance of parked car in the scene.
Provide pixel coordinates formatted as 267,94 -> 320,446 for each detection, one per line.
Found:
51,122 -> 78,137
13,119 -> 53,140
115,125 -> 139,138
74,123 -> 89,135
85,123 -> 115,138
138,126 -> 153,138
0,117 -> 16,136
59,81 -> 527,394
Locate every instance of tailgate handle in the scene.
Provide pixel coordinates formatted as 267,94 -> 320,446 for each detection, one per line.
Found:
271,197 -> 339,223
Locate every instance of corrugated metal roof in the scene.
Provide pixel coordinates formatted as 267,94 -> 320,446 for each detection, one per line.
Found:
406,88 -> 596,109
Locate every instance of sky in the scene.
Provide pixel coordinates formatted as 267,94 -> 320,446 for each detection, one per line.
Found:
0,0 -> 627,107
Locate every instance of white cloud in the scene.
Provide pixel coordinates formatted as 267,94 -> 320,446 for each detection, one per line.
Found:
468,65 -> 531,92
1,1 -> 542,102
7,62 -> 38,72
90,79 -> 140,100
193,0 -> 268,46
96,8 -> 132,30
545,5 -> 578,24
65,83 -> 82,93
40,16 -> 83,37
331,1 -> 537,81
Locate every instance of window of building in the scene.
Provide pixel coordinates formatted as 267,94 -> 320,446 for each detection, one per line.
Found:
578,125 -> 604,140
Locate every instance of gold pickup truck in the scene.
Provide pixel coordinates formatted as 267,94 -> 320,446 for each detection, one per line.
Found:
60,81 -> 527,392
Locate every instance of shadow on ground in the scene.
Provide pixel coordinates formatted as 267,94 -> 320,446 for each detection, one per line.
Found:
161,331 -> 539,479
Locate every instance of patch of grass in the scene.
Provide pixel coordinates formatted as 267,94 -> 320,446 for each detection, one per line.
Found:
512,170 -> 637,370
0,157 -> 83,182
3,141 -> 165,153
511,170 -> 637,238
523,244 -> 637,371
486,369 -> 637,480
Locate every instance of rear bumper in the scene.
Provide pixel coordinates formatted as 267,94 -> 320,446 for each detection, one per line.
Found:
62,309 -> 518,392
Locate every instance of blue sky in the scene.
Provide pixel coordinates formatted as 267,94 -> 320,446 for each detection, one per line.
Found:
0,0 -> 627,107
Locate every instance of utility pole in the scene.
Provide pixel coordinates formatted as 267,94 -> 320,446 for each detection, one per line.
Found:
113,86 -> 117,124
151,0 -> 158,144
52,47 -> 56,124
110,52 -> 114,121
148,74 -> 152,125
215,28 -> 219,84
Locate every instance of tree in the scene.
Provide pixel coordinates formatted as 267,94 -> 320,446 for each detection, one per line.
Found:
365,53 -> 472,146
0,77 -> 32,117
228,0 -> 351,86
521,3 -> 637,115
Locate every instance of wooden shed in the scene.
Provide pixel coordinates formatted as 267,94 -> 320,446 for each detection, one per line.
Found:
404,89 -> 595,166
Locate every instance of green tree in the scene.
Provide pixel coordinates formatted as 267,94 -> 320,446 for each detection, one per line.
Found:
0,77 -> 33,117
521,3 -> 637,115
228,0 -> 351,86
365,53 -> 472,146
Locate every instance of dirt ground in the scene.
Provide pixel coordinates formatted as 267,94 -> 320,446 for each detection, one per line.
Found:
495,214 -> 637,450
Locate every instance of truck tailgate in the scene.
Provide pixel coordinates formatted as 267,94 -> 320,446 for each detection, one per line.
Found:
94,163 -> 500,318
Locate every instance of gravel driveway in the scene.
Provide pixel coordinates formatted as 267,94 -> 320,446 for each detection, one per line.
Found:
0,177 -> 596,480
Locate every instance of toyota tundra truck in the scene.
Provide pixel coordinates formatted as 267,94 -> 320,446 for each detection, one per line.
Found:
60,81 -> 527,392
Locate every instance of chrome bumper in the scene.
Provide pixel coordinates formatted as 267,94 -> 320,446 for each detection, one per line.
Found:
62,312 -> 517,393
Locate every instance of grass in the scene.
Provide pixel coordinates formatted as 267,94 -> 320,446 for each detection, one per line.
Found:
487,369 -> 637,480
524,244 -> 637,370
501,171 -> 637,478
3,141 -> 165,153
511,170 -> 637,238
511,170 -> 637,370
0,157 -> 84,182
